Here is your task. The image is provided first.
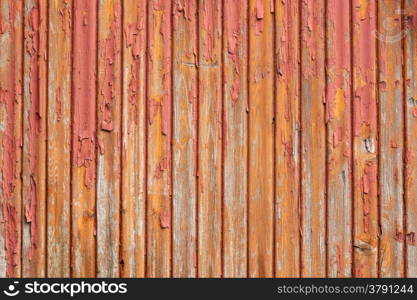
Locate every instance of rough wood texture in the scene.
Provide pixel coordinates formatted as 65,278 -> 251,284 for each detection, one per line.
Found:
404,0 -> 417,278
71,0 -> 97,278
274,0 -> 300,278
120,0 -> 147,278
326,0 -> 353,278
300,0 -> 326,277
197,0 -> 223,278
96,0 -> 122,278
248,0 -> 274,278
172,0 -> 198,278
0,0 -> 23,278
0,0 -> 416,279
47,0 -> 71,277
146,0 -> 172,278
378,0 -> 405,278
22,0 -> 47,277
352,0 -> 379,278
223,0 -> 248,278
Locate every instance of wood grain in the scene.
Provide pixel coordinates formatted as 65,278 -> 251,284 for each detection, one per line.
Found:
22,0 -> 47,277
300,0 -> 327,277
0,0 -> 23,278
378,0 -> 405,278
120,0 -> 147,278
274,0 -> 300,278
326,0 -> 353,278
404,0 -> 417,278
223,0 -> 248,278
71,0 -> 97,278
172,0 -> 198,278
47,0 -> 71,277
197,0 -> 223,278
248,0 -> 274,278
96,0 -> 122,278
0,0 -> 415,279
352,0 -> 379,278
146,0 -> 172,278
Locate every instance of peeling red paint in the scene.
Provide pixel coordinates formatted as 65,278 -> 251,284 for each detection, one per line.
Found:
362,160 -> 376,233
101,5 -> 121,133
2,203 -> 18,276
152,0 -> 172,139
326,0 -> 350,122
154,157 -> 169,180
254,0 -> 264,35
406,232 -> 415,246
159,209 -> 170,229
25,5 -> 41,259
58,0 -> 71,37
125,3 -> 145,130
202,0 -> 217,61
225,0 -> 241,104
0,0 -> 21,276
72,0 -> 97,189
173,0 -> 195,29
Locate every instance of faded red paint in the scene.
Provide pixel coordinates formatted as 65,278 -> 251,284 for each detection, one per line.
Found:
25,5 -> 41,259
1,0 -> 20,277
202,0 -> 217,61
225,0 -> 242,104
100,5 -> 121,133
1,0 -> 417,279
72,0 -> 97,189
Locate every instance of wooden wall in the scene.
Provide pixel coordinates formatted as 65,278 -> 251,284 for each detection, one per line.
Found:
0,0 -> 416,278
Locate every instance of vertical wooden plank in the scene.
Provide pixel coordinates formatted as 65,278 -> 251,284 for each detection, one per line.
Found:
120,0 -> 147,278
147,0 -> 172,278
71,0 -> 97,277
172,0 -> 198,278
326,0 -> 352,278
377,0 -> 404,278
223,0 -> 248,278
96,0 -> 122,278
404,0 -> 417,278
274,0 -> 300,277
198,0 -> 222,277
22,0 -> 47,277
0,0 -> 23,278
300,0 -> 326,277
352,0 -> 378,278
47,0 -> 71,277
248,0 -> 274,278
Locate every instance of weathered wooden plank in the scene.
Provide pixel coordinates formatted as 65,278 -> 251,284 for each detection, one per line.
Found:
377,0 -> 405,278
274,0 -> 300,278
300,0 -> 326,277
223,0 -> 248,278
326,0 -> 352,278
0,0 -> 23,278
22,0 -> 47,277
71,0 -> 97,277
198,0 -> 222,277
120,0 -> 147,278
352,0 -> 379,278
147,0 -> 172,278
96,0 -> 122,278
248,0 -> 274,278
172,0 -> 198,278
47,0 -> 71,277
404,0 -> 417,278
